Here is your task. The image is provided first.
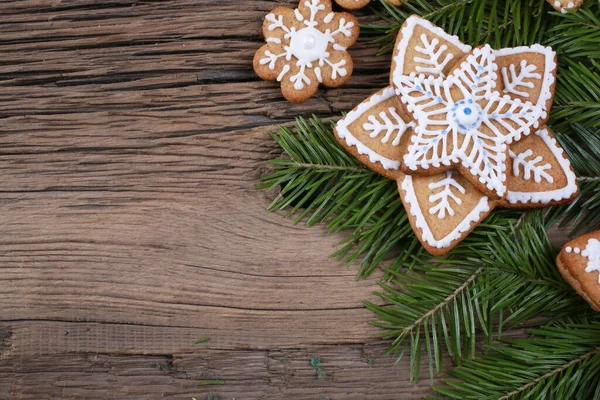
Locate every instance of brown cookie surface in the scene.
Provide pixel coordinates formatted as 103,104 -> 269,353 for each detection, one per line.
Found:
334,0 -> 404,9
397,170 -> 492,256
500,127 -> 579,208
253,0 -> 359,103
390,15 -> 471,84
334,0 -> 370,10
557,231 -> 600,311
334,87 -> 415,180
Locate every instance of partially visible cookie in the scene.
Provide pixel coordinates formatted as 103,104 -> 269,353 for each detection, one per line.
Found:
547,0 -> 584,13
557,231 -> 600,311
334,0 -> 371,10
253,0 -> 359,103
334,0 -> 404,10
334,87 -> 415,179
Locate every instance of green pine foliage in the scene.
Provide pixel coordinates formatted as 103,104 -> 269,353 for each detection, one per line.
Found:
435,314 -> 600,399
256,116 -> 417,279
258,0 -> 600,396
365,213 -> 590,382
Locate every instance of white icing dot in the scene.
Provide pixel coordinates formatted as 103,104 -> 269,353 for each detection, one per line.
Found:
289,27 -> 328,63
554,0 -> 561,6
568,2 -> 574,8
574,247 -> 581,254
566,246 -> 572,253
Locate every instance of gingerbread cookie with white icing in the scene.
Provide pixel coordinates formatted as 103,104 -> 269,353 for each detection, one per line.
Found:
547,0 -> 584,14
392,16 -> 557,200
557,231 -> 600,311
253,0 -> 359,103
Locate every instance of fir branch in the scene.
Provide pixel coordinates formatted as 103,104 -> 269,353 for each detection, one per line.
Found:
551,61 -> 600,130
545,125 -> 600,233
363,0 -> 558,54
547,5 -> 600,59
435,314 -> 600,399
257,116 -> 421,278
497,347 -> 600,400
366,212 -> 588,382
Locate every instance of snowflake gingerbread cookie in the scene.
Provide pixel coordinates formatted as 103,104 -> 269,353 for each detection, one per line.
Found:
253,0 -> 359,103
334,15 -> 578,255
392,28 -> 557,199
557,231 -> 600,311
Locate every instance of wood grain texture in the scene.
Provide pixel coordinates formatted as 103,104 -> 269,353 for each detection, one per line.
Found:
0,1 -> 571,399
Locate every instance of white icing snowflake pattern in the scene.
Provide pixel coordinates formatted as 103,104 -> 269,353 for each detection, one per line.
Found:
428,171 -> 466,218
394,45 -> 547,198
501,60 -> 542,98
566,239 -> 600,284
256,0 -> 357,98
363,107 -> 413,146
510,149 -> 553,184
414,34 -> 454,76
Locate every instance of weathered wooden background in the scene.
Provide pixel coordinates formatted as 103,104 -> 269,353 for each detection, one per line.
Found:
0,1 -> 570,399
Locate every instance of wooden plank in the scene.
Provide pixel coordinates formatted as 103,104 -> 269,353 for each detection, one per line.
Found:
0,322 -> 437,399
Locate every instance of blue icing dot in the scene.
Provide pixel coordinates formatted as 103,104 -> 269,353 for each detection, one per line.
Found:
427,91 -> 432,96
486,162 -> 492,168
478,66 -> 484,71
477,138 -> 483,145
506,112 -> 512,117
491,113 -> 499,118
437,96 -> 443,102
416,85 -> 422,91
464,107 -> 472,115
468,99 -> 473,104
471,85 -> 476,90
442,130 -> 448,135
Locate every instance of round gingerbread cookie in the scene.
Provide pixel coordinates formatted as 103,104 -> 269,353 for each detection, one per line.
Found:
253,0 -> 359,103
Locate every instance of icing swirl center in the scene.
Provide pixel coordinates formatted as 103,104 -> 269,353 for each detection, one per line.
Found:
289,27 -> 329,65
